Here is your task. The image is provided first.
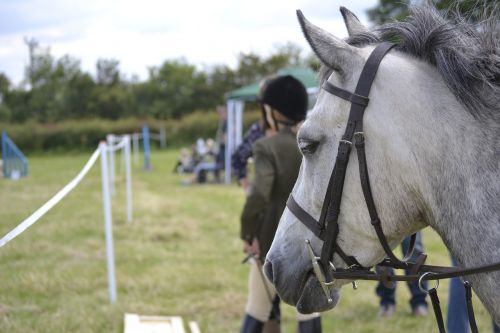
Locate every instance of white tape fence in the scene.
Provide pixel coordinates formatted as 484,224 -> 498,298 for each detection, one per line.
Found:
0,134 -> 135,304
0,148 -> 101,248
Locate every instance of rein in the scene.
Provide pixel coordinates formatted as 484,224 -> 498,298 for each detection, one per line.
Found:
286,42 -> 500,333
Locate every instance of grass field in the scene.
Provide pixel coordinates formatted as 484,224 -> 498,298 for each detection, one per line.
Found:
0,149 -> 494,332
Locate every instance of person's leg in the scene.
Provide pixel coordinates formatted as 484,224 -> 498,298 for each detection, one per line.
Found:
241,315 -> 264,333
402,233 -> 428,313
194,162 -> 215,183
493,321 -> 500,333
375,265 -> 396,316
446,256 -> 469,333
241,261 -> 274,333
296,311 -> 321,333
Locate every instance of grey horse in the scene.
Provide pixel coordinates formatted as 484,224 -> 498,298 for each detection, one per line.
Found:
264,5 -> 500,323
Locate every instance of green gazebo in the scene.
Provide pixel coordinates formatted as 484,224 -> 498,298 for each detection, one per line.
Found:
224,67 -> 319,183
226,67 -> 319,101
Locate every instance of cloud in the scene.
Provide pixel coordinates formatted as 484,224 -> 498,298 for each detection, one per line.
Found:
0,0 -> 379,85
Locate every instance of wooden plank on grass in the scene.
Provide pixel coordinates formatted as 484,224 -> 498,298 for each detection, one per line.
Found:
124,313 -> 186,333
188,321 -> 201,333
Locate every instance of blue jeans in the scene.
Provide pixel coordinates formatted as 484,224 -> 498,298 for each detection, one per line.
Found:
447,256 -> 500,333
376,232 -> 428,310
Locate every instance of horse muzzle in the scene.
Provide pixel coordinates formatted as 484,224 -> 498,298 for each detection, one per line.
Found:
264,240 -> 341,313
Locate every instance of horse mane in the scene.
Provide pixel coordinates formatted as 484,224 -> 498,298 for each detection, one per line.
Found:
340,5 -> 500,122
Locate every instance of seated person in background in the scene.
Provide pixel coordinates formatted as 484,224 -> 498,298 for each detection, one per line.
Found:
182,138 -> 221,184
173,148 -> 194,173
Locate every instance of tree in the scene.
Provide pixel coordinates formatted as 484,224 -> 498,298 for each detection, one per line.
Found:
235,52 -> 265,86
96,59 -> 120,86
135,59 -> 207,118
89,84 -> 132,119
367,0 -> 411,25
63,72 -> 96,118
367,0 -> 497,25
1,38 -> 322,122
0,73 -> 9,101
0,73 -> 11,121
235,42 -> 314,86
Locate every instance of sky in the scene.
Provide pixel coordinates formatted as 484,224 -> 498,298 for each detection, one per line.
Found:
0,0 -> 379,86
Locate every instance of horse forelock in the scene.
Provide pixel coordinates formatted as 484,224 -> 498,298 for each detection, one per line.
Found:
341,5 -> 500,123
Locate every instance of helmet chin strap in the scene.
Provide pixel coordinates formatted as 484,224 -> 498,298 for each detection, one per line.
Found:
270,109 -> 280,131
264,104 -> 299,131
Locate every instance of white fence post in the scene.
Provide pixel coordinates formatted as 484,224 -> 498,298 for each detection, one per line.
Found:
132,133 -> 139,166
106,134 -> 116,195
159,128 -> 167,148
235,100 -> 243,147
225,100 -> 235,184
120,141 -> 126,174
124,135 -> 133,223
99,141 -> 117,305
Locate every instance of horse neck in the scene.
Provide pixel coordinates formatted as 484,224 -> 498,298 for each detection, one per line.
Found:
410,105 -> 499,269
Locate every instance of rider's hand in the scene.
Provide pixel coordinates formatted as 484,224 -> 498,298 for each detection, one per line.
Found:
243,238 -> 260,258
239,178 -> 250,191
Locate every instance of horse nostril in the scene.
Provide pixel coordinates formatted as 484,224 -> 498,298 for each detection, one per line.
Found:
263,260 -> 274,282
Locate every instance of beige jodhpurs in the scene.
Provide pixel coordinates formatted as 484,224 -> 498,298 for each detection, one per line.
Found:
245,260 -> 320,322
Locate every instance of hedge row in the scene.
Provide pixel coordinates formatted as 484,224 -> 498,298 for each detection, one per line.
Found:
0,110 -> 261,152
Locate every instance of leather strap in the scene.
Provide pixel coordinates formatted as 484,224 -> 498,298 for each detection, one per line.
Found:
318,43 -> 396,273
464,281 -> 479,333
355,133 -> 423,270
286,195 -> 324,240
429,288 -> 446,333
403,233 -> 417,261
328,260 -> 500,282
409,253 -> 428,274
322,81 -> 369,106
355,132 -> 405,264
342,42 -> 396,139
287,193 -> 362,269
320,141 -> 352,273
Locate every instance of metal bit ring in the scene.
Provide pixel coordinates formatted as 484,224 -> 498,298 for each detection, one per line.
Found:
418,272 -> 439,294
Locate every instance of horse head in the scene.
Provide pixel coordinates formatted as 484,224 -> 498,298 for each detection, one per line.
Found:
264,6 -> 500,317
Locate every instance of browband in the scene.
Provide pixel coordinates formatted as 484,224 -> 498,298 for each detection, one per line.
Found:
322,81 -> 369,107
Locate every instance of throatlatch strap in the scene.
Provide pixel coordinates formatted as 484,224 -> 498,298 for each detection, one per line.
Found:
355,132 -> 411,268
429,288 -> 446,333
464,282 -> 479,333
403,233 -> 417,261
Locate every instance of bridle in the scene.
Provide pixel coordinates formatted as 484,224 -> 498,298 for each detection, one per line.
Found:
286,42 -> 500,333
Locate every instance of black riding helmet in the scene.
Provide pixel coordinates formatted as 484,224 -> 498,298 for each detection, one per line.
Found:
260,75 -> 308,123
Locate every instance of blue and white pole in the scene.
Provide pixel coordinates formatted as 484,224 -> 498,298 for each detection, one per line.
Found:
142,125 -> 151,170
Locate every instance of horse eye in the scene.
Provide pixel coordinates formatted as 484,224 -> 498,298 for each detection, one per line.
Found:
298,138 -> 319,156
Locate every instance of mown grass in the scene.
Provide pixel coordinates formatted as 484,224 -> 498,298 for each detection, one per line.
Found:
0,149 -> 493,332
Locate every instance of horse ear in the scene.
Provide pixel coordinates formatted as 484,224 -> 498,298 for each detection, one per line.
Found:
296,10 -> 362,76
340,6 -> 369,36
